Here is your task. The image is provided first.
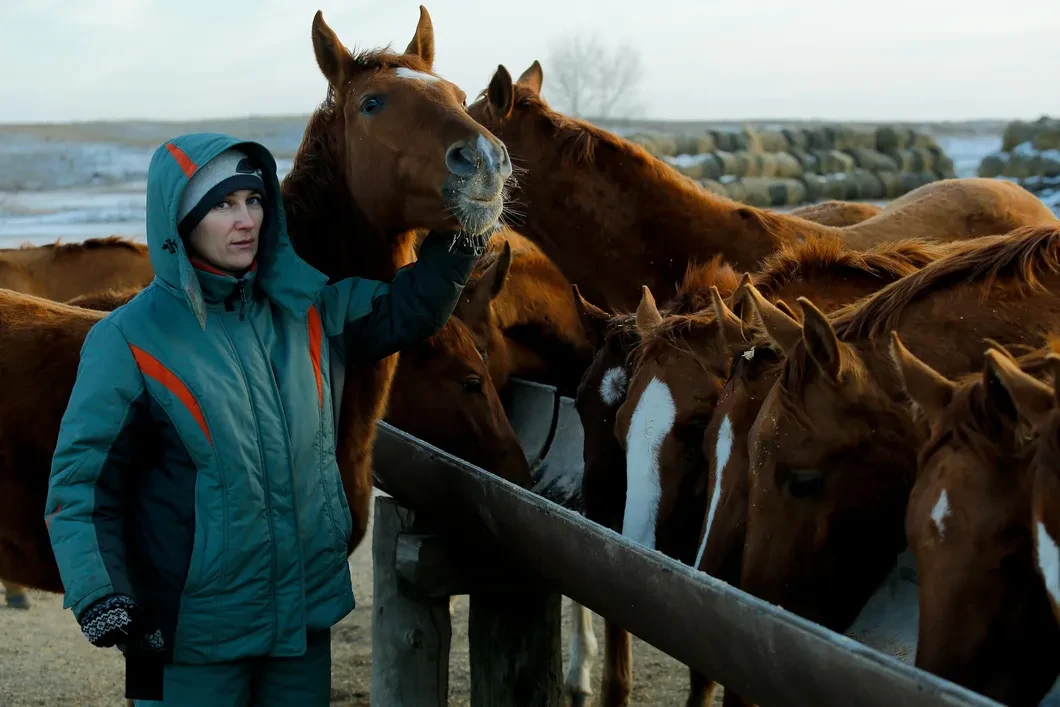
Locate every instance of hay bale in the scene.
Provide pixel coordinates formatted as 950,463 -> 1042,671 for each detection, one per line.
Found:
755,152 -> 780,178
910,132 -> 940,151
783,128 -> 809,150
773,152 -> 804,179
737,151 -> 762,177
801,174 -> 824,202
877,171 -> 903,198
977,153 -> 1008,178
830,126 -> 876,151
724,180 -> 748,203
714,150 -> 739,176
809,127 -> 834,150
876,126 -> 914,153
737,178 -> 774,207
676,162 -> 706,179
698,153 -> 724,180
1003,120 -> 1043,152
850,169 -> 885,200
712,129 -> 751,153
1032,126 -> 1060,151
790,149 -> 819,174
767,178 -> 808,206
1003,153 -> 1041,180
674,132 -> 716,155
751,130 -> 789,153
931,148 -> 956,178
885,148 -> 936,173
813,149 -> 855,174
850,147 -> 899,172
730,151 -> 752,178
627,132 -> 677,157
1041,151 -> 1060,178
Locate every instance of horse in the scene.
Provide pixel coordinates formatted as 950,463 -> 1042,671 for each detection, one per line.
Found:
0,237 -> 153,301
609,237 -> 945,706
279,6 -> 512,553
780,200 -> 883,227
467,61 -> 1058,312
889,335 -> 1060,706
986,348 -> 1060,630
739,225 -> 1060,641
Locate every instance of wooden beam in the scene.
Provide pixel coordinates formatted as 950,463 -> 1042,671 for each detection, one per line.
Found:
370,496 -> 452,706
469,590 -> 563,707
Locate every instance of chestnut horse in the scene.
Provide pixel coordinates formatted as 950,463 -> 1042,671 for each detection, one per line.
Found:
890,336 -> 1060,706
467,61 -> 1057,311
610,238 -> 945,706
739,225 -> 1060,643
454,230 -> 594,395
987,350 -> 1060,630
0,237 -> 153,301
280,7 -> 512,552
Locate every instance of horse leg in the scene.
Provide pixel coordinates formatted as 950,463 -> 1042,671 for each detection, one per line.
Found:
1,579 -> 30,609
600,619 -> 632,707
685,669 -> 718,707
563,600 -> 598,707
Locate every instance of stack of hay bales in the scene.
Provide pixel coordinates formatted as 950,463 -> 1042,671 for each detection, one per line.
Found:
977,117 -> 1060,194
627,124 -> 957,209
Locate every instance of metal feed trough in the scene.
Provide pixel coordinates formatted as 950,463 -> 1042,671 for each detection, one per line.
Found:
370,377 -> 1007,707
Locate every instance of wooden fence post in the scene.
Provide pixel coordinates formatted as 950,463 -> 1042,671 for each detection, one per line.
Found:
370,495 -> 452,706
469,589 -> 563,707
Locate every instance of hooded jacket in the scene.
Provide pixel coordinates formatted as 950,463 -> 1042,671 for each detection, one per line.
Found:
44,133 -> 481,664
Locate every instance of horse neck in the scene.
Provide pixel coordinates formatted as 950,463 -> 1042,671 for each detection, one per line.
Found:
519,141 -> 833,309
495,257 -> 587,350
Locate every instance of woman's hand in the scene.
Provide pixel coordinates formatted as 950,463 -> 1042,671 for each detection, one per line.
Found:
78,594 -> 165,654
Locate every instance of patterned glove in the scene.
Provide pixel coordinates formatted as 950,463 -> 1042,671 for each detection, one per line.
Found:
78,594 -> 164,653
445,227 -> 495,257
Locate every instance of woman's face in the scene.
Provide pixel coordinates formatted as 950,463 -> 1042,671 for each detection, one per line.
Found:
187,189 -> 263,276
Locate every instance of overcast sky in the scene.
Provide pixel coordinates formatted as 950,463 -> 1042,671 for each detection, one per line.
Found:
2,0 -> 1058,124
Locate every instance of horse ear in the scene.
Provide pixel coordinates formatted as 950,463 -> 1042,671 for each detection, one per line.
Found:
487,240 -> 512,300
1048,354 -> 1060,409
709,285 -> 746,353
488,65 -> 515,120
797,297 -> 842,380
774,299 -> 800,322
517,60 -> 544,95
889,331 -> 954,419
741,283 -> 801,356
636,285 -> 663,336
312,11 -> 353,88
731,273 -> 755,325
404,5 -> 435,68
572,284 -> 611,349
985,348 -> 1056,428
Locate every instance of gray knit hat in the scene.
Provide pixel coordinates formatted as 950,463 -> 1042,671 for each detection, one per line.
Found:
177,148 -> 265,237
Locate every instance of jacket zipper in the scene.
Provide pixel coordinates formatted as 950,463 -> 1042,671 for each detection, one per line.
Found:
217,313 -> 277,645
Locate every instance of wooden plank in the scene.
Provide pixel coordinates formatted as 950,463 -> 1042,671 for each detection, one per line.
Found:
370,496 -> 452,707
469,590 -> 563,707
371,421 -> 1004,707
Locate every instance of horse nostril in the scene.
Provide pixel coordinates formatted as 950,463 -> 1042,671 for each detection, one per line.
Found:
445,141 -> 478,178
497,143 -> 513,179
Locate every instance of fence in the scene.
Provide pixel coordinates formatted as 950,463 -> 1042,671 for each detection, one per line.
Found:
368,379 -> 1004,707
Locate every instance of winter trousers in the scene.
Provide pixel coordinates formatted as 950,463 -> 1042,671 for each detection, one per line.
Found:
133,629 -> 331,707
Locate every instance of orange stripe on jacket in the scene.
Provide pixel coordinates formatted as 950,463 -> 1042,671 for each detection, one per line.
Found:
129,345 -> 213,445
45,502 -> 62,530
307,306 -> 324,410
165,143 -> 198,179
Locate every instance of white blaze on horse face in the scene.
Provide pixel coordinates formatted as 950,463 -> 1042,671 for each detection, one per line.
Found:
930,489 -> 950,540
394,67 -> 440,83
623,377 -> 675,550
563,602 -> 599,697
600,366 -> 628,407
1037,521 -> 1060,608
695,415 -> 732,569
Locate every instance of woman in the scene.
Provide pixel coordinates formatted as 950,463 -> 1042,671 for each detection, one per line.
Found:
43,133 -> 489,705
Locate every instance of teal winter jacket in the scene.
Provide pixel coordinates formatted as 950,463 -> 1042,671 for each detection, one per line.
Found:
44,133 -> 482,664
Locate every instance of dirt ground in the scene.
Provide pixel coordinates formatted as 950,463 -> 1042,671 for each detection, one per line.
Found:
0,490 -> 715,706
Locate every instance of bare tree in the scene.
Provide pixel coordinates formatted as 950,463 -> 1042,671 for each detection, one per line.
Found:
544,34 -> 643,119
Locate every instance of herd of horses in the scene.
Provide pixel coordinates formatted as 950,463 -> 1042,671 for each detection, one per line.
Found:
2,6 -> 1060,707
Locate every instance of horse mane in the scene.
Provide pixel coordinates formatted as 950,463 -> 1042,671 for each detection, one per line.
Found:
417,316 -> 482,358
18,236 -> 147,256
834,225 -> 1060,340
752,237 -> 946,301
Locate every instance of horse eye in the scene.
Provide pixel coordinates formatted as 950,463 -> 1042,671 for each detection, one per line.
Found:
786,469 -> 825,499
360,96 -> 385,115
462,376 -> 484,394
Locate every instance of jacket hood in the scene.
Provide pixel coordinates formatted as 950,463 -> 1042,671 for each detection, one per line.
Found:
145,132 -> 328,328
